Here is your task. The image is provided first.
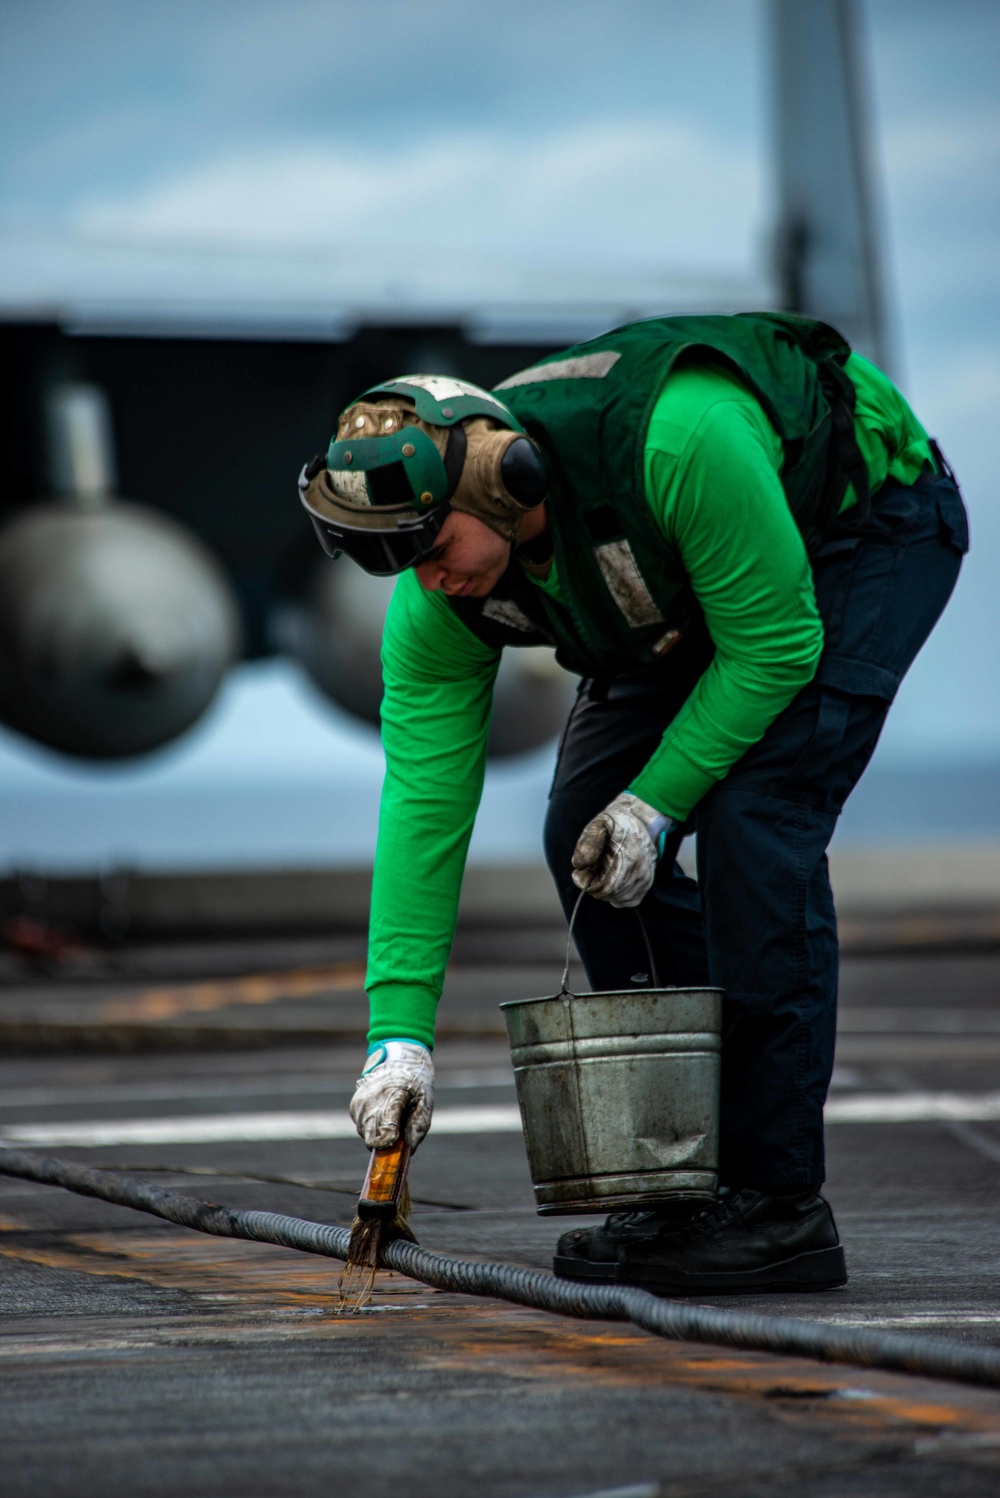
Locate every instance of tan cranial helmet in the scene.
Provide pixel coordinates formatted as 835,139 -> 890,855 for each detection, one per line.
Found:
298,375 -> 550,575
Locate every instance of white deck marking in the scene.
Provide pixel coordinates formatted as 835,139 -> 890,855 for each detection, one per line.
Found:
825,1091 -> 1000,1122
6,1092 -> 1000,1148
0,1105 -> 524,1148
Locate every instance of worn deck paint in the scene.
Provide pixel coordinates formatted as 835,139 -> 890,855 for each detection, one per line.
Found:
2,1191 -> 1000,1456
4,947 -> 1000,1493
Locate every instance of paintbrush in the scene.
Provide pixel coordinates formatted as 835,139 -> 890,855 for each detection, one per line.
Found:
338,1138 -> 417,1309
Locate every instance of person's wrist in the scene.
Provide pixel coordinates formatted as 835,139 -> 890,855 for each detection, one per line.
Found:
366,1037 -> 429,1056
645,812 -> 675,858
621,791 -> 676,859
362,1038 -> 432,1076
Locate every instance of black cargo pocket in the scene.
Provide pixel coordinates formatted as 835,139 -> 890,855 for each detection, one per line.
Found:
937,485 -> 970,556
778,656 -> 897,805
779,687 -> 852,794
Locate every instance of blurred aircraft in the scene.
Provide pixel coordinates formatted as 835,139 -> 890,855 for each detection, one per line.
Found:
0,0 -> 884,763
0,382 -> 240,758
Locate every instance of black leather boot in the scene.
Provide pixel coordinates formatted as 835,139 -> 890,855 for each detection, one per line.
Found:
553,1199 -> 703,1283
616,1188 -> 847,1295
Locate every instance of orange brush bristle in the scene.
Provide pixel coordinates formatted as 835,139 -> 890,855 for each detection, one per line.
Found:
339,1139 -> 417,1310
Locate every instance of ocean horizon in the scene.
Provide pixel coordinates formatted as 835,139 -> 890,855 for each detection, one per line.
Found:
1,660 -> 997,873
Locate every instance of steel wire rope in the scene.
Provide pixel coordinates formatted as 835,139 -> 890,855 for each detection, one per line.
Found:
3,1146 -> 1000,1391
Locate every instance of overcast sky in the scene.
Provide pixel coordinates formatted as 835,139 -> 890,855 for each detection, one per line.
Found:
0,0 -> 997,864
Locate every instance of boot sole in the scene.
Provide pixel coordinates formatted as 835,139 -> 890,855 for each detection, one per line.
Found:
620,1244 -> 848,1296
552,1254 -> 618,1283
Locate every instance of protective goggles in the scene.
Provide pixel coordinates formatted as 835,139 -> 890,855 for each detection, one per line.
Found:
297,459 -> 451,576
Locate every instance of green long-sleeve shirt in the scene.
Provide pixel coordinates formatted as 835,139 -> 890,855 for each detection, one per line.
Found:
366,353 -> 932,1047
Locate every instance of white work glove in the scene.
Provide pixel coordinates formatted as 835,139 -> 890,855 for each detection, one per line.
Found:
349,1039 -> 435,1151
571,791 -> 675,908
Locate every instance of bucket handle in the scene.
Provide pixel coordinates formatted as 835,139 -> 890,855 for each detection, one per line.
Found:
560,885 -> 662,996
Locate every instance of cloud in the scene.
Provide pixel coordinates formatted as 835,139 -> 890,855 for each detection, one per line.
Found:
74,117 -> 763,278
883,107 -> 1000,186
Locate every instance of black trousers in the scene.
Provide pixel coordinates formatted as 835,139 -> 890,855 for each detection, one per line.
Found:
544,463 -> 968,1192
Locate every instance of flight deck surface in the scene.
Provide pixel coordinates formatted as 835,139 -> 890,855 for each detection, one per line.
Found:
2,938 -> 1000,1496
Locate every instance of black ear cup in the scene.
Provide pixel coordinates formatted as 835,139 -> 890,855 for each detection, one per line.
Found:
500,437 -> 550,508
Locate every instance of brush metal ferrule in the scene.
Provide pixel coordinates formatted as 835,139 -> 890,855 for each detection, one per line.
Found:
357,1139 -> 411,1221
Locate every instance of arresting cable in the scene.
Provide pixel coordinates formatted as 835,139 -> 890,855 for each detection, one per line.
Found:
2,1146 -> 1000,1392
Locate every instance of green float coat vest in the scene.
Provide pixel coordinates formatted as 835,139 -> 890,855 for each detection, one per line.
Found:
447,312 -> 868,678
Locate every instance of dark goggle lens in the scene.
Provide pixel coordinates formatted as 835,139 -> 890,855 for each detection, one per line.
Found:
308,510 -> 447,576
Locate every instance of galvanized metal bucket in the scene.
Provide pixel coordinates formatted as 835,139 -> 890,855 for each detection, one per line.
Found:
501,893 -> 723,1215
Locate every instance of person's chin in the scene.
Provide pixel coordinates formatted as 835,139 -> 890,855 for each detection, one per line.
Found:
444,574 -> 495,599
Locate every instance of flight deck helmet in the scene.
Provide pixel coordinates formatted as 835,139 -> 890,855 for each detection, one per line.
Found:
298,374 -> 549,576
